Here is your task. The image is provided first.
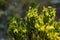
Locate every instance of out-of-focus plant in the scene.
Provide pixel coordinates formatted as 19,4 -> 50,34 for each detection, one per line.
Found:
25,6 -> 39,40
0,0 -> 7,5
0,10 -> 4,17
7,14 -> 27,40
38,6 -> 60,40
8,5 -> 60,40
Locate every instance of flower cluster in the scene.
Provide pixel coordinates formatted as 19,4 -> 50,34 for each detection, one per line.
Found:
26,6 -> 60,40
7,14 -> 27,40
8,6 -> 60,40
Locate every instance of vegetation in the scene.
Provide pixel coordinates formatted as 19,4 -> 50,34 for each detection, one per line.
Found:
7,6 -> 60,40
0,0 -> 7,5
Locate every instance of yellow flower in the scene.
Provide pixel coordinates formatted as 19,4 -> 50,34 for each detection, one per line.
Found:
13,20 -> 17,23
47,33 -> 56,40
40,25 -> 45,31
46,25 -> 54,30
38,17 -> 43,24
22,29 -> 27,33
48,6 -> 52,8
13,28 -> 18,33
50,12 -> 53,15
27,13 -> 33,18
47,33 -> 53,38
35,23 -> 40,29
34,13 -> 38,18
53,33 -> 59,40
50,26 -> 55,29
52,11 -> 56,16
46,25 -> 55,32
49,18 -> 52,22
43,6 -> 48,12
45,12 -> 49,16
27,13 -> 31,16
57,37 -> 60,40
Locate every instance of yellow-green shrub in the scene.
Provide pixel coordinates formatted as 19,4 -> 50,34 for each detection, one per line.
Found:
7,14 -> 27,40
8,6 -> 60,40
